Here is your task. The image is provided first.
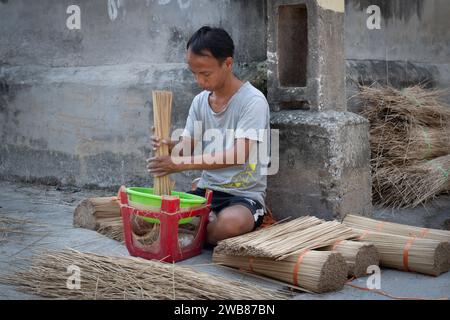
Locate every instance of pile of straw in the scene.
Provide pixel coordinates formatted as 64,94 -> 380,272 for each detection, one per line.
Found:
215,216 -> 355,260
321,240 -> 379,278
372,155 -> 450,208
213,250 -> 348,294
0,249 -> 287,300
358,84 -> 450,208
343,214 -> 450,242
152,90 -> 173,195
351,228 -> 449,276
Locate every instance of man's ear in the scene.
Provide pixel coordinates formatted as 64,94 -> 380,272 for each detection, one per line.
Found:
224,57 -> 233,69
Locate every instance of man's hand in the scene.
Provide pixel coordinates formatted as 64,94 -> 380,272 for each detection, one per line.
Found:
151,126 -> 176,153
146,155 -> 182,177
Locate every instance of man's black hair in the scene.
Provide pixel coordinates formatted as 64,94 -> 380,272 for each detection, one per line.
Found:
187,26 -> 234,62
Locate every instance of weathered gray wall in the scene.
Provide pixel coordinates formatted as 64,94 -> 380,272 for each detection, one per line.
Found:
345,0 -> 450,112
1,0 -> 449,190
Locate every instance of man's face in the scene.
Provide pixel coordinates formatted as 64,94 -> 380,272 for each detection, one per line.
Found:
187,49 -> 232,92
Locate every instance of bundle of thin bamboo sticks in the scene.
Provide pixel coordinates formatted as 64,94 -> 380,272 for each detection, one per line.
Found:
213,250 -> 348,294
73,196 -> 120,231
343,214 -> 450,243
215,216 -> 356,260
152,90 -> 173,196
321,240 -> 379,278
215,216 -> 322,256
0,249 -> 287,300
351,228 -> 449,276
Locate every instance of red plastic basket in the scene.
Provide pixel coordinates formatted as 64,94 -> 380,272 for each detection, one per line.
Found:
118,186 -> 212,263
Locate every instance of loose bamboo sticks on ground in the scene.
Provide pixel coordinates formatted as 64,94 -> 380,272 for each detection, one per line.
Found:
322,240 -> 379,278
215,216 -> 323,256
0,216 -> 40,244
215,217 -> 356,260
351,228 -> 449,276
152,90 -> 173,196
0,249 -> 288,300
213,250 -> 348,294
343,214 -> 450,243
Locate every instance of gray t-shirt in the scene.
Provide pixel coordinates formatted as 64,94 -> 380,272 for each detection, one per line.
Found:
182,81 -> 270,208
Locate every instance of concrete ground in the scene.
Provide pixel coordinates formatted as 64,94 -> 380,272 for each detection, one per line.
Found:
0,180 -> 449,300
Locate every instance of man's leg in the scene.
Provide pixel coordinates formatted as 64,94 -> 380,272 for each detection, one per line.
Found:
206,204 -> 254,245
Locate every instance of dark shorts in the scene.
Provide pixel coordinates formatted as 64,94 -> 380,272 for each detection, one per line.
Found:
187,188 -> 265,230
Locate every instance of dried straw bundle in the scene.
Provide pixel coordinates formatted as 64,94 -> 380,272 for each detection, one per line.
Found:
369,123 -> 450,167
352,228 -> 449,276
359,85 -> 450,129
343,214 -> 450,243
322,240 -> 379,278
215,216 -> 356,260
73,196 -> 120,231
213,250 -> 348,294
372,155 -> 450,208
152,90 -> 173,195
97,216 -> 195,249
358,85 -> 450,208
0,249 -> 287,300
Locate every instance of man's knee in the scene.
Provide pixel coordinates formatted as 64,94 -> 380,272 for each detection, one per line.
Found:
206,206 -> 254,244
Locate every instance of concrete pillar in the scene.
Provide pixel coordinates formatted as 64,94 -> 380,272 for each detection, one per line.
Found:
267,0 -> 346,112
266,0 -> 372,220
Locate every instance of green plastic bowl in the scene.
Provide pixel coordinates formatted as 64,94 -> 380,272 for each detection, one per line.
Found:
125,187 -> 207,225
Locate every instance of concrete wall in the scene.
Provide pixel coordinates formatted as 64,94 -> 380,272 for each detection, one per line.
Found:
1,0 -> 449,191
345,0 -> 450,112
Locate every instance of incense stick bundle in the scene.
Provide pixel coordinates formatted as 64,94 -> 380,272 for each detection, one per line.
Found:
215,216 -> 323,256
152,90 -> 173,196
343,214 -> 450,243
73,196 -> 120,230
0,249 -> 287,300
213,250 -> 348,294
322,240 -> 379,278
215,217 -> 356,260
352,228 -> 450,276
